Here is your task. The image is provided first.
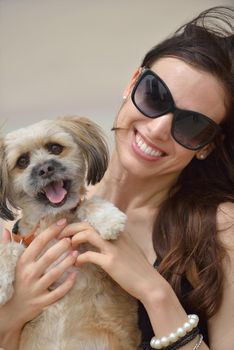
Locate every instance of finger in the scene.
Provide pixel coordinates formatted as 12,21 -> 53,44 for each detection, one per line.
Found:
35,238 -> 72,275
58,221 -> 91,239
76,250 -> 105,268
39,251 -> 79,289
1,229 -> 11,243
43,271 -> 77,304
71,229 -> 105,250
22,219 -> 67,262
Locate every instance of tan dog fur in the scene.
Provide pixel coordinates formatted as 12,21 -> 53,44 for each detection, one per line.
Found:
0,116 -> 140,350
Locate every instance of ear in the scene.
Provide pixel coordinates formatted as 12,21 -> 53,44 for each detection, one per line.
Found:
122,67 -> 143,99
56,116 -> 109,185
195,142 -> 216,160
0,138 -> 16,220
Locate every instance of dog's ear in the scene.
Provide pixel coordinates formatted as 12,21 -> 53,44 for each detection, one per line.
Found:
0,138 -> 17,220
56,116 -> 109,185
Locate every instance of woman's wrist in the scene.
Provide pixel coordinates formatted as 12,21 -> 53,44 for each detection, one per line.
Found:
140,278 -> 189,338
0,301 -> 23,348
139,280 -> 209,348
139,273 -> 176,313
0,323 -> 22,350
0,328 -> 22,350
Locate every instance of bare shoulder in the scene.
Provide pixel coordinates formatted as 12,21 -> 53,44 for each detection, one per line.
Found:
208,202 -> 234,348
216,202 -> 234,280
217,202 -> 234,249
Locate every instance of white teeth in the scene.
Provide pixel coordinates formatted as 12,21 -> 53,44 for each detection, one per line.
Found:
135,134 -> 164,157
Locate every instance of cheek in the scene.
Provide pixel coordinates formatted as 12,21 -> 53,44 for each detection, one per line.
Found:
114,127 -> 134,159
10,170 -> 30,194
115,101 -> 142,128
61,156 -> 85,179
173,145 -> 195,170
66,149 -> 83,165
62,146 -> 86,174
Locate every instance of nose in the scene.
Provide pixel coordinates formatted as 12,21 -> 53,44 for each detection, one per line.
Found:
146,113 -> 173,141
31,159 -> 64,181
37,162 -> 55,178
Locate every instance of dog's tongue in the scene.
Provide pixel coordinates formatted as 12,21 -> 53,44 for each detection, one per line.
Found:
44,181 -> 67,204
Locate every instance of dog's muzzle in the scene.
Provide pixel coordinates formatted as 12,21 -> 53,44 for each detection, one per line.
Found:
31,160 -> 71,207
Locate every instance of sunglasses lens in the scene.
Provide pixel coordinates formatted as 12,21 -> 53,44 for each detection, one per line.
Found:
132,73 -> 173,118
173,110 -> 217,149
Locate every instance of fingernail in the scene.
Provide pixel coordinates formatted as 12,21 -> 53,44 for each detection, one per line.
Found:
71,250 -> 79,258
56,218 -> 67,226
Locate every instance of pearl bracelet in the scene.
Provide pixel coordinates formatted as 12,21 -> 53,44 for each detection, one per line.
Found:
150,314 -> 199,349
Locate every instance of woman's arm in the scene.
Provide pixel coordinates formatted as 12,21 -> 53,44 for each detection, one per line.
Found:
0,220 -> 77,350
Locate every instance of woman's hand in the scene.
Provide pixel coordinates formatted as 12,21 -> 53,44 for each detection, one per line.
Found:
0,219 -> 77,337
59,222 -> 165,302
58,222 -> 193,346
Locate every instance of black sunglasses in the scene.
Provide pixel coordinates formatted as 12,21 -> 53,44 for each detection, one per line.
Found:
131,68 -> 222,150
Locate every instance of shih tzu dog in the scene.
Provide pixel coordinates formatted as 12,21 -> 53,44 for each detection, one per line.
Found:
0,116 -> 140,350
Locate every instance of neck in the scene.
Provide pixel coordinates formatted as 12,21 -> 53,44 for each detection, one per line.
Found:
91,151 -> 178,214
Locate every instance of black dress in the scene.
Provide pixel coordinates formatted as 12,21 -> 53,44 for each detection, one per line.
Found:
137,262 -> 209,349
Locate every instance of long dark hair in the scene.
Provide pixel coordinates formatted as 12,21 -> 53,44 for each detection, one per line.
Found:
142,6 -> 234,319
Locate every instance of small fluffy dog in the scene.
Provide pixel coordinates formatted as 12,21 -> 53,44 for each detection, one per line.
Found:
0,116 -> 140,350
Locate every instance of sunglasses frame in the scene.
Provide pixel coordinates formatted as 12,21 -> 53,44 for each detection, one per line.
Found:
131,68 -> 222,150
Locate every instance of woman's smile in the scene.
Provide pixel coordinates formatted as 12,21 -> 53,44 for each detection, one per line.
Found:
132,130 -> 166,161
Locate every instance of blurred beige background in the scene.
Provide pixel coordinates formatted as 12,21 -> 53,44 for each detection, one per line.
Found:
0,0 -> 233,233
0,0 -> 233,140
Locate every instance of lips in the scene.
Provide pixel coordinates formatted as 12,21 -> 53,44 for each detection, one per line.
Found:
37,180 -> 71,207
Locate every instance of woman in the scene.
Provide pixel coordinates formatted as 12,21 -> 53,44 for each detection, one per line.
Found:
1,6 -> 234,350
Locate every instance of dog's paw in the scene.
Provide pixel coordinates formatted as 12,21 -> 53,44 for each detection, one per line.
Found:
77,196 -> 127,240
0,242 -> 24,305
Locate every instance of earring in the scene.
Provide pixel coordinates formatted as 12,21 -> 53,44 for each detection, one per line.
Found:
123,96 -> 127,100
196,153 -> 206,160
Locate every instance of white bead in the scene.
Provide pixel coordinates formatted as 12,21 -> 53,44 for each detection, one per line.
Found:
189,318 -> 198,327
176,327 -> 186,337
150,338 -> 162,349
189,314 -> 199,320
154,340 -> 162,349
161,337 -> 170,347
183,321 -> 193,332
189,315 -> 199,323
169,332 -> 178,342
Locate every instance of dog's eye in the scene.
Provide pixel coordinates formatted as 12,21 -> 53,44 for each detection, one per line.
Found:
47,143 -> 64,155
16,154 -> 30,169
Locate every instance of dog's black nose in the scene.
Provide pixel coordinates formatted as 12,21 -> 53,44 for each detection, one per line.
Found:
38,163 -> 55,178
31,159 -> 65,180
